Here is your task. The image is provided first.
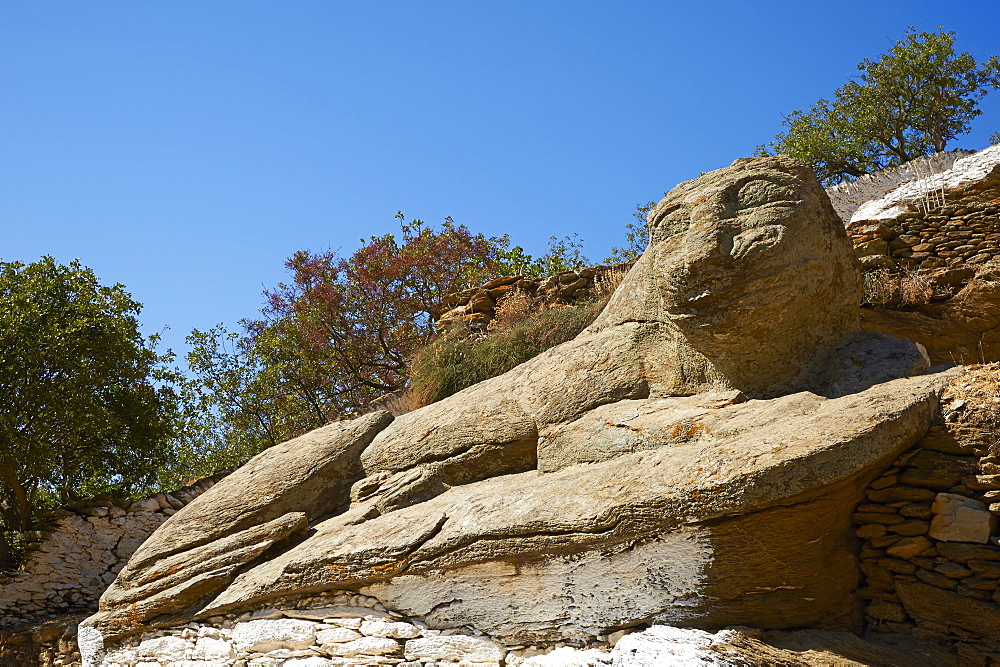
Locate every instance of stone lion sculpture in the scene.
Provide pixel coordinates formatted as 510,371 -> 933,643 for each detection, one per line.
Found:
82,156 -> 940,658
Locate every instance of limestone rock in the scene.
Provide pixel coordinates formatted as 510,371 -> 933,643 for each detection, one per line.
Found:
610,626 -> 738,666
323,635 -> 403,658
316,627 -> 363,646
84,512 -> 308,643
521,646 -> 612,666
590,155 -> 863,398
359,620 -> 421,639
201,374 -> 946,642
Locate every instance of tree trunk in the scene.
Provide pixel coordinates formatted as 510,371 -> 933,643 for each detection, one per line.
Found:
0,464 -> 33,533
0,530 -> 15,571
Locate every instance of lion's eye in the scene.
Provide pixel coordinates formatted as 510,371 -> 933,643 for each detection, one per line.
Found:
736,179 -> 798,210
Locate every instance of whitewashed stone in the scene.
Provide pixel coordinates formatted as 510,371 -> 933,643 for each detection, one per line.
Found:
137,635 -> 191,659
404,635 -> 506,662
328,617 -> 363,629
101,648 -> 138,664
930,493 -> 997,543
359,620 -> 421,638
316,626 -> 364,643
232,618 -> 317,652
323,636 -> 403,658
284,658 -> 338,666
191,635 -> 234,660
610,626 -> 735,666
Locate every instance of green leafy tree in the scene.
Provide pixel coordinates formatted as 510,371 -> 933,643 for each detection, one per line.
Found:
0,257 -> 178,568
759,28 -> 1000,185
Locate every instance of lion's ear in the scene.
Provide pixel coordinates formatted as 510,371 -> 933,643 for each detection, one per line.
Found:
730,225 -> 786,260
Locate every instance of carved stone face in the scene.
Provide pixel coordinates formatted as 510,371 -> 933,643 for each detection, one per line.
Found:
646,157 -> 860,339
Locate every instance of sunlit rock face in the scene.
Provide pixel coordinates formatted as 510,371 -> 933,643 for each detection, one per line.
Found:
591,155 -> 865,398
81,156 -> 941,662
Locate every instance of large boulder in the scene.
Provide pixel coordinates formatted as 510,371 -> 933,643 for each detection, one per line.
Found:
87,411 -> 392,640
82,156 -> 939,653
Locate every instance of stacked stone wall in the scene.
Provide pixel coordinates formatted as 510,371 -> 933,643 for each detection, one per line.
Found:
81,590 -> 609,667
0,469 -> 234,630
848,202 -> 1000,272
853,385 -> 1000,661
434,262 -> 632,331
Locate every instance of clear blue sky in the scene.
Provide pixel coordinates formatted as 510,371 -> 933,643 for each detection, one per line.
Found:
3,1 -> 998,355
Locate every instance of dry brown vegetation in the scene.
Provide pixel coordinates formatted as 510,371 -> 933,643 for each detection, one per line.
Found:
862,268 -> 933,309
942,363 -> 1000,430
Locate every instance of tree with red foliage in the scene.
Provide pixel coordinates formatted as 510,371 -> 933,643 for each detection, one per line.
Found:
184,215 -> 510,459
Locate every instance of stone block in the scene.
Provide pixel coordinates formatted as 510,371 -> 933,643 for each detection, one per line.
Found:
856,524 -> 886,539
853,512 -> 904,525
915,569 -> 959,590
191,636 -> 233,660
885,536 -> 933,559
936,543 -> 1000,562
359,620 -> 421,639
867,486 -> 937,503
887,520 -> 930,536
323,636 -> 402,658
866,599 -> 908,622
232,619 -> 317,653
404,636 -> 506,663
316,627 -> 363,644
137,635 -> 190,660
929,493 -> 996,543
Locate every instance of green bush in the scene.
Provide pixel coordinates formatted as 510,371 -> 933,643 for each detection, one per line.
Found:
407,299 -> 607,406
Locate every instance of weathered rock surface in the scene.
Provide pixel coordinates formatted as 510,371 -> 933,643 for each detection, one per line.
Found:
82,156 -> 941,655
197,372 -> 946,643
86,412 -> 391,641
929,493 -> 996,543
127,410 -> 392,570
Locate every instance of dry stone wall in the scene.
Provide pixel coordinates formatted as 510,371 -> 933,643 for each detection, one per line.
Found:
854,370 -> 1000,662
83,590 -> 590,667
848,202 -> 1000,273
0,470 -> 234,630
434,263 -> 631,332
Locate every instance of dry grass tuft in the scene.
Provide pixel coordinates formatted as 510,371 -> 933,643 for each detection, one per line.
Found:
942,363 -> 1000,430
488,288 -> 534,332
862,269 -> 932,309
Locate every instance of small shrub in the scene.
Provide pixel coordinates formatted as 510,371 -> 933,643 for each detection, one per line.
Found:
862,269 -> 932,309
488,288 -> 534,332
406,298 -> 607,407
